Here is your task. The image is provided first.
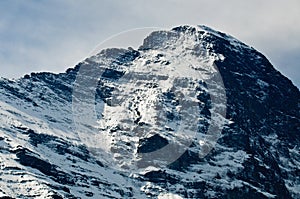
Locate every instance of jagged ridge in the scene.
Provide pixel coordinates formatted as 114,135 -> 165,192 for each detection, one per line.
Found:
0,25 -> 299,199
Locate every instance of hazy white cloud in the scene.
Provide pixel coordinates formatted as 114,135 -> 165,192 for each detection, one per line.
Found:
0,0 -> 299,87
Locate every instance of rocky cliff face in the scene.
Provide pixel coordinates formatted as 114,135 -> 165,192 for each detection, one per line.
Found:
0,25 -> 299,199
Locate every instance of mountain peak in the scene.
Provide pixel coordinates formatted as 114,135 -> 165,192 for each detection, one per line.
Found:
0,25 -> 299,198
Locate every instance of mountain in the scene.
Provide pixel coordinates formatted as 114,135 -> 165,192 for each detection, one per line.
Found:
0,25 -> 299,199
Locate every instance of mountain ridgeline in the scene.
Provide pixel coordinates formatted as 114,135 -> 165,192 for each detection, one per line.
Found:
0,25 -> 299,198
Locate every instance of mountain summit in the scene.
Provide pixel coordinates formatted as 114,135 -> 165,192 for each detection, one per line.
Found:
0,25 -> 299,198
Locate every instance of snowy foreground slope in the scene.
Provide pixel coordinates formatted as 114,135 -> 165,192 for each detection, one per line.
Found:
0,25 -> 299,199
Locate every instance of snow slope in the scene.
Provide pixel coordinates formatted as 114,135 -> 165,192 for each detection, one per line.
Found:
0,25 -> 299,198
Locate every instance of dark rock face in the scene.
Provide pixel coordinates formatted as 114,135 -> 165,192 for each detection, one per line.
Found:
205,30 -> 299,198
0,25 -> 299,198
137,134 -> 169,153
15,147 -> 75,185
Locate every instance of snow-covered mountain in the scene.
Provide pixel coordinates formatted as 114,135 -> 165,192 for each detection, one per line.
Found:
0,25 -> 299,199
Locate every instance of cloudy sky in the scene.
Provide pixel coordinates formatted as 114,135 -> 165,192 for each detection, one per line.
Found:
0,0 -> 299,87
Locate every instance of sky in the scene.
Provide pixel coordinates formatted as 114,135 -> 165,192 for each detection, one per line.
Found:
0,0 -> 299,87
